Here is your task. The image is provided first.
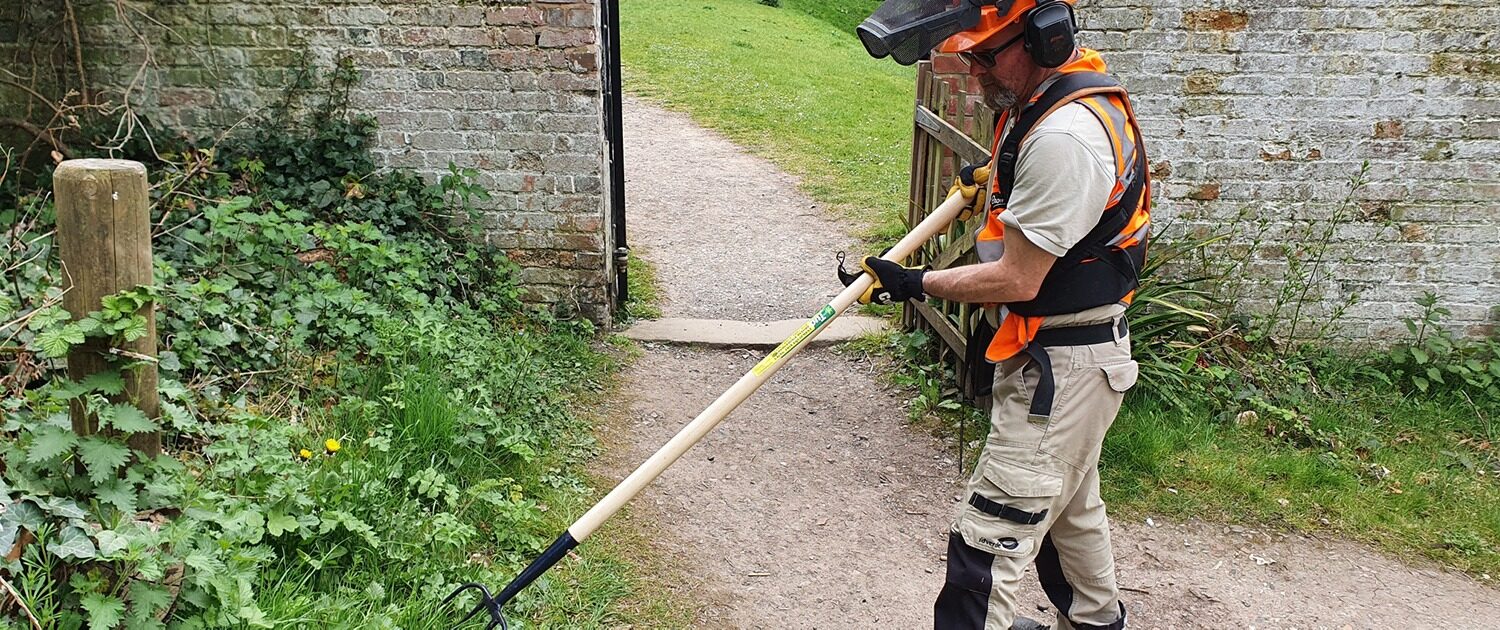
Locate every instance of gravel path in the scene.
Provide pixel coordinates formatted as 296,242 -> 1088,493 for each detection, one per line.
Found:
604,346 -> 952,628
624,95 -> 856,321
608,97 -> 1500,628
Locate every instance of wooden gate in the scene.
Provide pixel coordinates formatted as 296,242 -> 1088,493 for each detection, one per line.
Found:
903,61 -> 998,404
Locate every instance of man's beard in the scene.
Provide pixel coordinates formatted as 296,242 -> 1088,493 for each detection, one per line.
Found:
980,79 -> 1019,113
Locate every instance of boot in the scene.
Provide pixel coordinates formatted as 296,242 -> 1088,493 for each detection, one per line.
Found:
1010,617 -> 1051,630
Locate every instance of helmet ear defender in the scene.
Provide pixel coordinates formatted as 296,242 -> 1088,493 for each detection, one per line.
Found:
1021,0 -> 1077,68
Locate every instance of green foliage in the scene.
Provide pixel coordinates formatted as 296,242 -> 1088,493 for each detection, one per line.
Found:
1124,230 -> 1223,405
0,63 -> 636,628
1387,292 -> 1500,401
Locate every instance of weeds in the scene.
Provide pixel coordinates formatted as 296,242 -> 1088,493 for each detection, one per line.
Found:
622,253 -> 664,321
1387,292 -> 1500,401
0,63 -> 641,628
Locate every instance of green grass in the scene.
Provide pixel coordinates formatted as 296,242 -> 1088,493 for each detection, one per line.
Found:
855,326 -> 1500,577
624,251 -> 664,321
242,317 -> 687,628
1103,386 -> 1500,576
780,0 -> 883,34
622,0 -> 916,244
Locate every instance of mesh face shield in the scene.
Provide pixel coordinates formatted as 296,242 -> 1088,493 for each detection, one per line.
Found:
857,0 -> 985,66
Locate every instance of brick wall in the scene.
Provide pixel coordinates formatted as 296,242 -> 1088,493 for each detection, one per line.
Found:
0,3 -> 74,154
2,0 -> 614,324
1079,0 -> 1497,341
933,0 -> 1498,341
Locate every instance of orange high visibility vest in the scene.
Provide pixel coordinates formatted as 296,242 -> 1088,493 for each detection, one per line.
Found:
976,50 -> 1151,362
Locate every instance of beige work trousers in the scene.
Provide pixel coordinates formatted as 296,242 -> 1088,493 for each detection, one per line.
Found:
935,328 -> 1136,630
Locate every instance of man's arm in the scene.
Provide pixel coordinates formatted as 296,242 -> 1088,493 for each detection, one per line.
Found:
921,226 -> 1057,304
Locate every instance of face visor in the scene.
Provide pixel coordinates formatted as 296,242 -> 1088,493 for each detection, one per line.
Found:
856,0 -> 988,66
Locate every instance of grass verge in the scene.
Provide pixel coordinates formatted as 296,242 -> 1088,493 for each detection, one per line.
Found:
1105,386 -> 1499,577
624,251 -> 665,321
847,329 -> 1500,579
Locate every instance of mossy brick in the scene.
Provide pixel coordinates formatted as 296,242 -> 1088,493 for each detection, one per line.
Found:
209,25 -> 288,47
542,195 -> 598,214
537,27 -> 593,48
537,71 -> 597,91
520,267 -> 598,287
0,21 -> 20,45
503,28 -> 539,47
415,49 -> 460,68
563,8 -> 595,28
246,48 -> 299,67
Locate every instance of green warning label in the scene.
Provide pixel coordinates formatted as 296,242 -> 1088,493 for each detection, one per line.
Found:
751,305 -> 837,377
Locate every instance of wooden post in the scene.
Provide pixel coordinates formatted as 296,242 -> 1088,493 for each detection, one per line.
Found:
53,159 -> 160,458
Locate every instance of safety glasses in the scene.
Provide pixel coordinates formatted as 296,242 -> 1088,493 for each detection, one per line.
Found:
958,32 -> 1024,69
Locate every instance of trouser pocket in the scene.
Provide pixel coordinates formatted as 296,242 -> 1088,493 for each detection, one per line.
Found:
954,457 -> 1063,560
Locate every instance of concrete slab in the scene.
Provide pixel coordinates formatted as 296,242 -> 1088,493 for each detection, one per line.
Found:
621,315 -> 888,349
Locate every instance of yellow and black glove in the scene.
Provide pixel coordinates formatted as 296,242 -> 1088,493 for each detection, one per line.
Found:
948,163 -> 992,222
837,254 -> 927,305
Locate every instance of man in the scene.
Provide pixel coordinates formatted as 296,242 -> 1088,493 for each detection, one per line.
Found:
848,1 -> 1150,628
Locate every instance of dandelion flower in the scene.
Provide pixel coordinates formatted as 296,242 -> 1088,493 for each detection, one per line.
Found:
325,438 -> 342,454
298,449 -> 313,460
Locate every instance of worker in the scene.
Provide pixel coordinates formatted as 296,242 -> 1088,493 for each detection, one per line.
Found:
846,1 -> 1151,628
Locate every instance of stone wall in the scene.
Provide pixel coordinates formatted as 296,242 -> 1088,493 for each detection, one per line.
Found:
1,0 -> 614,324
933,0 -> 1498,341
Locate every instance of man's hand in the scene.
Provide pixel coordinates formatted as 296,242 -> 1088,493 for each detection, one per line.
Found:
838,256 -> 927,305
948,163 -> 992,222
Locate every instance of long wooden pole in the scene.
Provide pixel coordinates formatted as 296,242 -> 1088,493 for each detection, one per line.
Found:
445,189 -> 974,627
53,159 -> 160,458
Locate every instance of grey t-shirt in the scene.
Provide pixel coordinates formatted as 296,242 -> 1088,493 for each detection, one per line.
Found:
999,101 -> 1117,257
998,101 -> 1127,328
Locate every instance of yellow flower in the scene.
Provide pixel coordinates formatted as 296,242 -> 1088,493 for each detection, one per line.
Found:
298,449 -> 312,460
325,438 -> 342,454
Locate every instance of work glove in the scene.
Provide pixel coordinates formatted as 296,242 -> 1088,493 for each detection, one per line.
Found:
837,254 -> 927,305
948,163 -> 992,222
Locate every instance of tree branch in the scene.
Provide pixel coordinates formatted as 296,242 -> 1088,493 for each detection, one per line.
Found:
63,0 -> 91,106
0,118 -> 73,159
0,72 -> 64,116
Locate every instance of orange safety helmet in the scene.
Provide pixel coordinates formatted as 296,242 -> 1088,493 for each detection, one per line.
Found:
939,0 -> 1077,59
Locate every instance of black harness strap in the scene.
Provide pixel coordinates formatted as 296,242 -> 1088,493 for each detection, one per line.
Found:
992,72 -> 1127,209
1023,318 -> 1128,419
985,72 -> 1146,420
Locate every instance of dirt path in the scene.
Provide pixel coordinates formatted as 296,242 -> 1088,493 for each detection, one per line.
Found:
623,95 -> 855,322
610,97 -> 1500,628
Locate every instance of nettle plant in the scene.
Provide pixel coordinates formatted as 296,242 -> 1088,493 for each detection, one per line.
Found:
1387,292 -> 1500,400
2,287 -> 265,628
